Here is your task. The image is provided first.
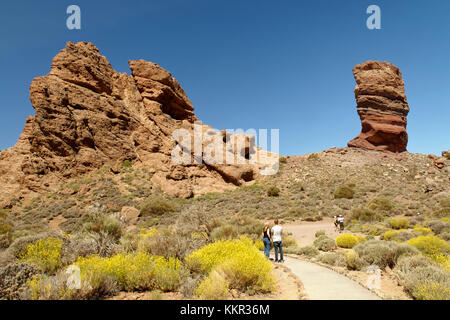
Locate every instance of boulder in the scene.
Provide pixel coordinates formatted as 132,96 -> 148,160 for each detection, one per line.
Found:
120,206 -> 140,225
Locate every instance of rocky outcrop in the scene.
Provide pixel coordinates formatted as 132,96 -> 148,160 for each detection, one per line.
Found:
0,42 -> 278,200
348,61 -> 410,153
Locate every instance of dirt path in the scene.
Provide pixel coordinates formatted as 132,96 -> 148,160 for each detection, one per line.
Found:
284,218 -> 341,246
283,256 -> 381,300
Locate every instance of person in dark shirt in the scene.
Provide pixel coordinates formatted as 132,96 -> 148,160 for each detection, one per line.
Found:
262,222 -> 271,259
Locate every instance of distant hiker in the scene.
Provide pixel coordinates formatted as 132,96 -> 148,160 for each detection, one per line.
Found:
262,222 -> 271,259
271,219 -> 284,263
337,215 -> 345,232
333,215 -> 339,229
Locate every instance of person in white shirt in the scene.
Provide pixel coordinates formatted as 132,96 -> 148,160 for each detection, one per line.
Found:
271,219 -> 284,263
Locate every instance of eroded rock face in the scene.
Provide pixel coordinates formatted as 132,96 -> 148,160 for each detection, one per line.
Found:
0,42 -> 277,200
348,61 -> 410,153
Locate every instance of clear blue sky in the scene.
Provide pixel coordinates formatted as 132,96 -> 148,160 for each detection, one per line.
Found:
1,0 -> 449,156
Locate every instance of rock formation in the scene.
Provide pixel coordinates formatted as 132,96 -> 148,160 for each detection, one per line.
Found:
348,61 -> 410,153
0,42 -> 277,200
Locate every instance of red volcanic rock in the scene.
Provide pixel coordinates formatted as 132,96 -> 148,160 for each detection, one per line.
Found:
348,61 -> 410,153
0,42 -> 277,200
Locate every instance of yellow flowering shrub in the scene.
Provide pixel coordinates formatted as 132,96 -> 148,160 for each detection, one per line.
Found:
27,275 -> 51,300
383,230 -> 399,241
412,226 -> 434,236
186,237 -> 275,292
368,225 -> 386,236
140,227 -> 159,238
191,232 -> 209,240
356,235 -> 367,243
345,250 -> 362,270
390,218 -> 410,230
407,235 -> 450,264
283,236 -> 298,247
76,252 -> 184,292
254,240 -> 264,251
413,281 -> 450,300
441,217 -> 450,222
195,270 -> 229,300
335,234 -> 359,248
20,237 -> 63,273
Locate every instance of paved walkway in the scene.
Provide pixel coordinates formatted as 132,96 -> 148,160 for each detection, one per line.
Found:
284,256 -> 381,300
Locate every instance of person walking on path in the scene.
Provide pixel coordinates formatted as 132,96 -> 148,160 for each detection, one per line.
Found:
262,222 -> 272,259
271,219 -> 284,263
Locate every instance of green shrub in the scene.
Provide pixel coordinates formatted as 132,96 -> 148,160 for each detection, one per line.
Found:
0,263 -> 41,300
353,240 -> 418,270
350,207 -> 383,222
390,218 -> 410,230
439,231 -> 450,241
315,230 -> 326,238
313,235 -> 336,251
394,254 -> 435,275
19,238 -> 63,274
0,210 -> 13,249
366,224 -> 387,235
439,198 -> 450,208
210,225 -> 236,241
401,265 -> 450,300
139,196 -> 177,217
424,220 -> 448,234
334,184 -> 355,199
367,197 -> 396,213
318,252 -> 346,267
297,246 -> 319,257
210,216 -> 263,241
284,207 -> 306,219
97,215 -> 124,239
267,186 -> 280,197
335,234 -> 359,248
396,230 -> 416,242
122,160 -> 132,168
26,268 -> 120,300
81,211 -> 125,240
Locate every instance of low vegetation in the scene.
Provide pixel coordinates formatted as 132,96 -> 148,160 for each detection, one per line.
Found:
336,234 -> 359,248
186,238 -> 275,298
0,149 -> 448,300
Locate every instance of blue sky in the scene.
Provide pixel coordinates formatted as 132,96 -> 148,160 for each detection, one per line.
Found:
1,0 -> 449,156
